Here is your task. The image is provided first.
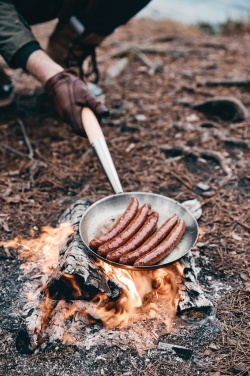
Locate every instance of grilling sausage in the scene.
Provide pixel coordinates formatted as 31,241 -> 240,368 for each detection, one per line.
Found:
89,197 -> 139,251
119,214 -> 178,265
106,211 -> 159,262
134,219 -> 186,266
98,203 -> 151,256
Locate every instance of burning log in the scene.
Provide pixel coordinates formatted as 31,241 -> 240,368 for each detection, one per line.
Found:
178,252 -> 214,322
16,199 -> 213,353
17,200 -> 121,353
179,200 -> 214,323
45,200 -> 121,300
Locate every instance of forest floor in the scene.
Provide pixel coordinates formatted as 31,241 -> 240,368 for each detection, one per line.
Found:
0,18 -> 249,376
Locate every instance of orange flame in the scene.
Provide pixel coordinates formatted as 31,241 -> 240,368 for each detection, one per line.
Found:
93,261 -> 182,329
1,222 -> 183,340
1,222 -> 73,273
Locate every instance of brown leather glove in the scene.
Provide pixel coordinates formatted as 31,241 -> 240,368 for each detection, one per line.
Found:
45,68 -> 109,136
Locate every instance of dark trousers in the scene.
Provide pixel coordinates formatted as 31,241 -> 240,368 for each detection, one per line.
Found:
74,0 -> 152,36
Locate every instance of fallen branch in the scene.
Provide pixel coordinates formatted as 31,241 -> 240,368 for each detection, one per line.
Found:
160,144 -> 232,176
99,45 -> 207,63
104,46 -> 163,76
173,122 -> 249,148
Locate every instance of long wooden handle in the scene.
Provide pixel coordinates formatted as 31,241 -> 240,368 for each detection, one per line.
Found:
81,107 -> 123,193
81,107 -> 104,144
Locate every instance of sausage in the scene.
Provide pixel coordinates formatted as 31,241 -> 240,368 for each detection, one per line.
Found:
89,197 -> 139,251
134,219 -> 186,266
119,214 -> 178,265
106,211 -> 159,262
98,203 -> 151,256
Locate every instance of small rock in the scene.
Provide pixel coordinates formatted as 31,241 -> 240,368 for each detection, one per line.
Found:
231,232 -> 242,241
181,70 -> 193,78
126,143 -> 135,153
197,182 -> 210,191
135,114 -> 146,121
201,190 -> 215,197
186,113 -> 199,122
157,342 -> 193,360
95,356 -> 106,362
201,62 -> 217,70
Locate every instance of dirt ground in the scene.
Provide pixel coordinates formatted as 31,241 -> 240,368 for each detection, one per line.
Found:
0,18 -> 249,375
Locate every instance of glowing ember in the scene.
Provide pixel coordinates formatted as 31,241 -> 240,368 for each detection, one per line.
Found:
198,226 -> 205,242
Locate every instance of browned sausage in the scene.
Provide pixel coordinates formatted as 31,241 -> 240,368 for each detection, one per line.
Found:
119,214 -> 178,265
134,219 -> 186,266
98,203 -> 151,256
89,197 -> 139,251
106,211 -> 159,262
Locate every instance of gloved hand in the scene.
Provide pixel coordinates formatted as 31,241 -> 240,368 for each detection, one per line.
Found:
45,68 -> 109,136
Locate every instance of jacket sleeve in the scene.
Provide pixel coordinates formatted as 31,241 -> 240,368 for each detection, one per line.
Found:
0,0 -> 41,69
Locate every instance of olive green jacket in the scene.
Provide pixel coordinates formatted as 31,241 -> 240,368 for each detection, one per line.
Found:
0,0 -> 63,69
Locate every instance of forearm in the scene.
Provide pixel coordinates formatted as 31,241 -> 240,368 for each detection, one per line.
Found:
0,0 -> 39,67
26,50 -> 63,84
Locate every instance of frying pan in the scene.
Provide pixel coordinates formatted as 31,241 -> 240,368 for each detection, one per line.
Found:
79,108 -> 198,270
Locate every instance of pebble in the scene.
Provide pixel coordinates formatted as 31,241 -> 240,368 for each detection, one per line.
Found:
197,182 -> 210,191
186,113 -> 199,122
135,114 -> 146,121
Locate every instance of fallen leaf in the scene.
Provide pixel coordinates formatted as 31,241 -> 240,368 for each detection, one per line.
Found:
209,343 -> 219,351
3,195 -> 21,203
228,338 -> 237,346
231,231 -> 242,241
204,349 -> 211,356
0,219 -> 10,232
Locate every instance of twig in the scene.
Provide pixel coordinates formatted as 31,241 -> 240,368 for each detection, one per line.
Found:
173,123 -> 249,147
168,170 -> 193,191
0,143 -> 30,159
134,51 -> 163,75
215,134 -> 249,147
234,219 -> 250,231
16,119 -> 34,159
202,78 -> 250,87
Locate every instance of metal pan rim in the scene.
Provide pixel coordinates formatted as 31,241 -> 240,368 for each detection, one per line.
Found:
79,192 -> 199,270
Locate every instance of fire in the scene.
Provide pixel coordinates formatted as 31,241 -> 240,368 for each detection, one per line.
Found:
1,222 -> 73,273
198,226 -> 205,242
2,222 -> 184,347
94,261 -> 182,329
